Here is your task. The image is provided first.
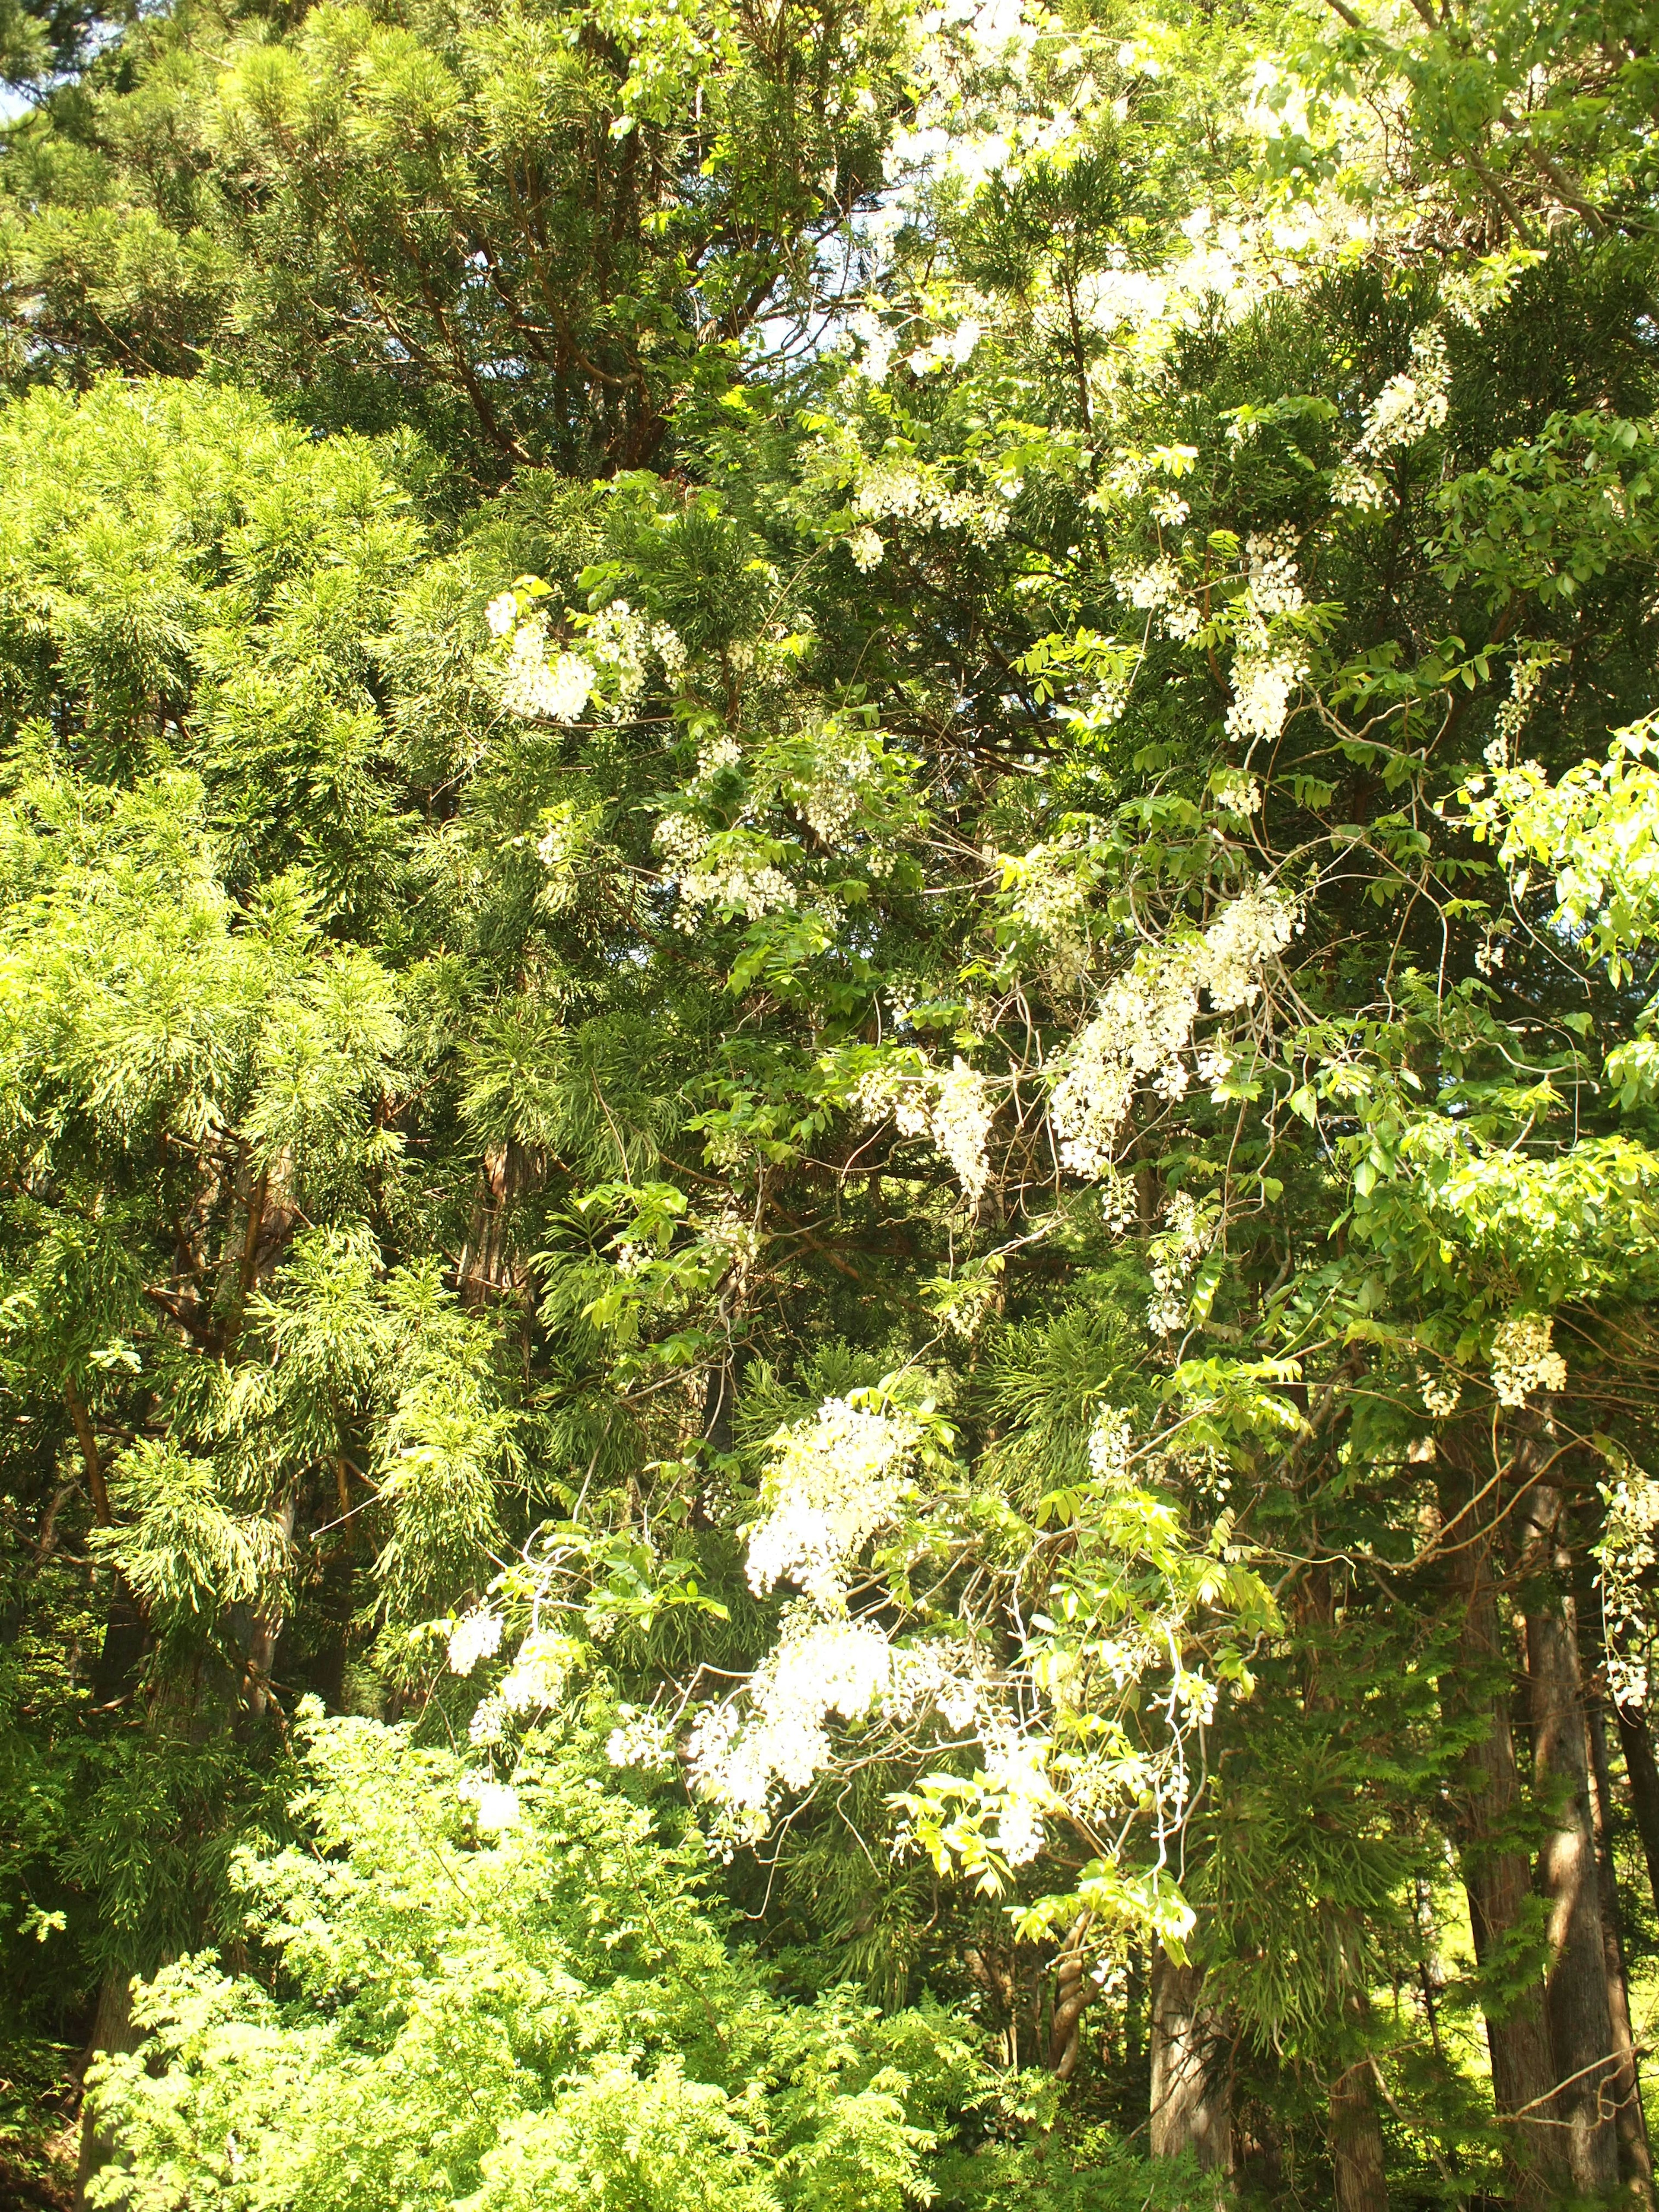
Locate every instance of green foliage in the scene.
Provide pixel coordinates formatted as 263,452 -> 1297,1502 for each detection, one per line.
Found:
3,0 -> 1659,2202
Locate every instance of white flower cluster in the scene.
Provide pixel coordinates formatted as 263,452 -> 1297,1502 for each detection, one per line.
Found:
606,1705 -> 677,1772
1418,1366 -> 1461,1420
1332,464 -> 1387,512
448,1606 -> 504,1675
852,461 -> 1011,546
1225,530 -> 1309,746
1213,769 -> 1263,814
931,1058 -> 994,1204
1242,528 -> 1303,617
655,813 -> 798,928
688,1608 -> 989,1844
847,525 -> 885,571
1226,651 -> 1306,745
467,1630 -> 580,1746
998,837 -> 1091,945
746,1397 -> 920,1607
1098,1167 -> 1138,1233
1049,884 -> 1296,1176
905,318 -> 982,375
687,1613 -> 896,1835
1114,556 -> 1182,610
582,598 -> 686,715
501,623 -> 596,722
1087,1407 -> 1136,1485
493,590 -> 683,724
1163,602 -> 1203,643
978,1728 -> 1057,1866
1490,1313 -> 1567,1406
1147,1190 -> 1208,1337
1598,1464 -> 1659,1707
458,1772 -> 520,1834
851,1054 -> 995,1205
1354,329 -> 1450,460
498,1630 -> 576,1714
781,723 -> 896,853
1488,648 -> 1551,763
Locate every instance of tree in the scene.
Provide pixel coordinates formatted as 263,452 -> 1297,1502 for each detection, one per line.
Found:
4,0 -> 1659,2203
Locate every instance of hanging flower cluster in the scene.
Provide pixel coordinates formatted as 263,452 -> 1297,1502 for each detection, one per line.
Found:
1224,529 -> 1309,747
849,1053 -> 995,1205
746,1396 -> 920,1607
1489,1313 -> 1567,1405
1049,884 -> 1296,1177
1146,1192 -> 1211,1337
489,585 -> 683,724
1353,328 -> 1451,459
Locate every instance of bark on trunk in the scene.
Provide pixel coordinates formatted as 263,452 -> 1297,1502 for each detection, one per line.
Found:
1149,1947 -> 1232,2179
240,1494 -> 296,1716
1439,1478 -> 1563,2206
1521,1480 -> 1620,2198
1585,1689 -> 1655,2201
75,1970 -> 140,2210
1615,1697 -> 1659,1916
1047,1913 -> 1094,2080
1329,2055 -> 1389,2212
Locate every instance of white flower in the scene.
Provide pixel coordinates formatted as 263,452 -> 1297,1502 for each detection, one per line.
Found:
1418,1367 -> 1460,1420
497,1630 -> 575,1715
688,1611 -> 898,1821
1354,329 -> 1449,460
1332,464 -> 1386,512
459,1774 -> 519,1832
1049,885 -> 1295,1176
1213,768 -> 1262,814
485,591 -> 518,636
1491,1314 -> 1567,1406
1225,648 -> 1307,744
607,1706 -> 677,1771
1087,1408 -> 1135,1485
746,1398 -> 919,1607
1163,603 -> 1201,642
1114,556 -> 1182,610
851,1053 -> 994,1201
932,1057 -> 993,1204
847,526 -> 885,571
1146,1190 -> 1208,1337
448,1607 -> 504,1675
980,1729 -> 1056,1866
502,636 -> 596,724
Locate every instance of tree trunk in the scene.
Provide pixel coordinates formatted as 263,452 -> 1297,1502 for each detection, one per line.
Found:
75,1970 -> 140,2210
1149,1946 -> 1232,2178
1048,1913 -> 1094,2079
309,1539 -> 354,1710
1329,2054 -> 1389,2212
1521,1479 -> 1620,2198
1585,1688 -> 1655,2201
1615,1697 -> 1659,1915
1439,1475 -> 1564,2206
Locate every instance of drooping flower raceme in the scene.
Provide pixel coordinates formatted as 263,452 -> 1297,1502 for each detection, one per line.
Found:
746,1396 -> 920,1608
500,622 -> 596,723
850,1054 -> 995,1205
448,1607 -> 505,1675
1049,884 -> 1296,1177
1354,328 -> 1450,460
1224,529 -> 1309,747
1490,1313 -> 1567,1406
